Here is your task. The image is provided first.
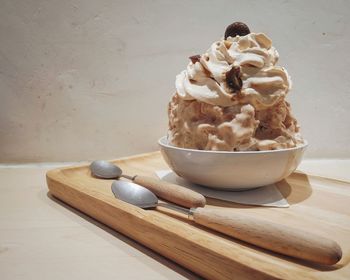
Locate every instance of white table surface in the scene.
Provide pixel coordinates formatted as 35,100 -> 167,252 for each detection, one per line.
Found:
1,159 -> 349,280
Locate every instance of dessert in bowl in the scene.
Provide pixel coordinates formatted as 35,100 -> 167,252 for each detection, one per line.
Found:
161,22 -> 307,190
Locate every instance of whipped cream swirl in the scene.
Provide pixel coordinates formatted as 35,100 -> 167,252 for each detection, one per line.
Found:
175,33 -> 291,109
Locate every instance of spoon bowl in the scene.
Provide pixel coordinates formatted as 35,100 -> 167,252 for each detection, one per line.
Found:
90,160 -> 122,179
111,180 -> 158,209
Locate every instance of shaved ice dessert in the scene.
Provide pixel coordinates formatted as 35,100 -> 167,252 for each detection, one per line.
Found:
168,22 -> 304,151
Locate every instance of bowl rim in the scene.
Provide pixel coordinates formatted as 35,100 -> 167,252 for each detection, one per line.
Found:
158,136 -> 308,154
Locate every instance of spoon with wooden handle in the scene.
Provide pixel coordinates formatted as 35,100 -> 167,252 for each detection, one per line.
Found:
111,180 -> 342,266
90,160 -> 206,208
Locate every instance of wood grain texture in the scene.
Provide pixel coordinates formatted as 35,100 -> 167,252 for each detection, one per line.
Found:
133,175 -> 206,208
192,208 -> 342,265
46,151 -> 350,280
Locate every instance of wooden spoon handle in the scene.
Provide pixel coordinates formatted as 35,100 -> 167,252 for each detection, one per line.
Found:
133,175 -> 206,208
191,208 -> 342,265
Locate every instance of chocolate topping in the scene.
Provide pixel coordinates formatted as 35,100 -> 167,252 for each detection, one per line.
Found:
189,55 -> 201,64
224,22 -> 250,39
226,66 -> 243,92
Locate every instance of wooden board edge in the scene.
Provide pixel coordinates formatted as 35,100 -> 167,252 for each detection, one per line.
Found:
112,150 -> 161,162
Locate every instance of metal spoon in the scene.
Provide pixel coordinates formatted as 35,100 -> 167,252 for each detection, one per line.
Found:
111,180 -> 342,266
90,160 -> 206,208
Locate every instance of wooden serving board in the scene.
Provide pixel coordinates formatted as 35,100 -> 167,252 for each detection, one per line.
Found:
46,151 -> 350,280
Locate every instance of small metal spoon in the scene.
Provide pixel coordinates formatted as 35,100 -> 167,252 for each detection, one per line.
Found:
90,160 -> 206,208
111,180 -> 342,266
90,160 -> 133,180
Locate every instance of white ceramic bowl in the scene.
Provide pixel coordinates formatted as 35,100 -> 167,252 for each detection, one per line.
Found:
159,136 -> 307,190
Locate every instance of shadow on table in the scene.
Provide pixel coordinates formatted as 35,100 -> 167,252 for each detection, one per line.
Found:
208,171 -> 313,208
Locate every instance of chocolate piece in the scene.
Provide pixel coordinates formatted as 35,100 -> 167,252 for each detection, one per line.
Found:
226,66 -> 242,92
224,22 -> 250,39
189,55 -> 201,64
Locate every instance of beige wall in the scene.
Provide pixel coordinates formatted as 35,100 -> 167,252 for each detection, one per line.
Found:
1,0 -> 349,162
